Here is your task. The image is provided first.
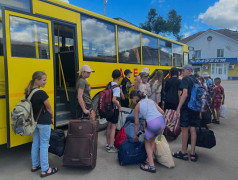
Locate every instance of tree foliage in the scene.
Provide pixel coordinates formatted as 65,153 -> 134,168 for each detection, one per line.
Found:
139,8 -> 182,40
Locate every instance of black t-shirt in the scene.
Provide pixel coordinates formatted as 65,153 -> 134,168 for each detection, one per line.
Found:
164,77 -> 181,105
27,89 -> 52,125
121,77 -> 131,99
179,75 -> 198,110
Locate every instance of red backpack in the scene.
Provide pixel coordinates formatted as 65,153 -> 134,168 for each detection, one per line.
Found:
98,82 -> 118,119
114,127 -> 127,149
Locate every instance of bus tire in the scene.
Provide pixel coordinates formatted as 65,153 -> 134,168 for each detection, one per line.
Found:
92,93 -> 108,131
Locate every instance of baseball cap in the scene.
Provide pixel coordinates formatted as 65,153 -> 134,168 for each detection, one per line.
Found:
124,69 -> 132,76
181,64 -> 193,71
79,65 -> 95,73
203,72 -> 210,77
140,68 -> 150,74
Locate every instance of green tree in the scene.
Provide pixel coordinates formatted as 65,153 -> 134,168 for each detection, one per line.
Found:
140,8 -> 182,41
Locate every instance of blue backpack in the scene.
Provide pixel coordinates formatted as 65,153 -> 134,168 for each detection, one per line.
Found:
188,78 -> 207,112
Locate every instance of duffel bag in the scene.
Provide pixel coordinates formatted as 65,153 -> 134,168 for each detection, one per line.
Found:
188,126 -> 216,149
118,139 -> 147,166
201,107 -> 212,125
124,119 -> 144,139
49,129 -> 66,157
164,109 -> 181,138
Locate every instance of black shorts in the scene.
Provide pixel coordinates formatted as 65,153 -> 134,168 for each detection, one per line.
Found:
121,98 -> 129,108
106,109 -> 119,124
180,107 -> 200,127
76,103 -> 92,118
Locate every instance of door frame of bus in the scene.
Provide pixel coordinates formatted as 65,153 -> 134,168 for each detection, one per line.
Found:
51,20 -> 78,127
27,12 -> 79,128
2,7 -> 54,148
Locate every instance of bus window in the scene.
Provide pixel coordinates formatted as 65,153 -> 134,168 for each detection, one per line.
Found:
118,26 -> 141,64
173,43 -> 183,67
160,40 -> 172,66
10,16 -> 50,59
142,34 -> 159,65
0,0 -> 31,13
81,15 -> 116,63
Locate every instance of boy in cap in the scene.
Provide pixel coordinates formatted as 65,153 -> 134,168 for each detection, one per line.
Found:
203,72 -> 214,95
121,69 -> 134,108
173,64 -> 200,162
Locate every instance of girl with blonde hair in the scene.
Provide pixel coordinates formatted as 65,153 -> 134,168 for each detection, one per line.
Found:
25,71 -> 58,178
148,70 -> 164,104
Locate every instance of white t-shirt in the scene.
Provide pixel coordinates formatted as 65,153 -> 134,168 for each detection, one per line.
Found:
149,80 -> 162,103
111,81 -> 120,109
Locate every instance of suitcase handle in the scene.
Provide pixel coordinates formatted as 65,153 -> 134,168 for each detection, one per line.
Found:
79,109 -> 92,120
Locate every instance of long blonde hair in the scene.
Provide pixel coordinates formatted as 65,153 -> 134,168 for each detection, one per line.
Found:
24,71 -> 46,95
149,70 -> 163,90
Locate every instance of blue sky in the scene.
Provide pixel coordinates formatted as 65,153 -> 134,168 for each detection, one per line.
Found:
60,0 -> 238,40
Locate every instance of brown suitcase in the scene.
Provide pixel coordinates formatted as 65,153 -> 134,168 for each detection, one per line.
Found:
63,119 -> 99,168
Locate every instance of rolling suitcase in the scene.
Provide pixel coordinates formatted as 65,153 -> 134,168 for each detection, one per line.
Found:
63,119 -> 99,168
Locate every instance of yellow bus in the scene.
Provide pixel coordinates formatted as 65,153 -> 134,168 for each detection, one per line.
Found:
0,0 -> 188,148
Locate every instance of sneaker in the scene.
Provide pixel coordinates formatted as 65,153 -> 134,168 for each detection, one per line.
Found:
107,146 -> 118,153
105,144 -> 110,150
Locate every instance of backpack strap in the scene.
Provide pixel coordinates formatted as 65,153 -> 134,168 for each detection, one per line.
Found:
35,106 -> 44,122
26,88 -> 41,101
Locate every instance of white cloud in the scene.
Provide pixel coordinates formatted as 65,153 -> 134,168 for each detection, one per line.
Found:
151,0 -> 164,4
59,0 -> 70,3
183,32 -> 192,38
198,0 -> 238,29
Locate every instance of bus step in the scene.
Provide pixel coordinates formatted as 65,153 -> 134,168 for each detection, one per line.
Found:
56,96 -> 61,103
56,111 -> 71,122
56,103 -> 66,111
56,119 -> 70,127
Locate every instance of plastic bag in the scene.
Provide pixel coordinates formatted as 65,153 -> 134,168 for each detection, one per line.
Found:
220,105 -> 227,118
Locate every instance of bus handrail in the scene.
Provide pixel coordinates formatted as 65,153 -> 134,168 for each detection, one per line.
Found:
58,53 -> 70,102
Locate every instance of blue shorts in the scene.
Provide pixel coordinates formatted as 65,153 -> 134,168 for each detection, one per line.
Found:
180,108 -> 200,127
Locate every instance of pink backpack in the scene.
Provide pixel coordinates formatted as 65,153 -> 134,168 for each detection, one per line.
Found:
164,109 -> 181,138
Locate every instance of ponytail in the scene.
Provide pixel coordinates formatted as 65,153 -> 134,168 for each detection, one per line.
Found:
24,71 -> 46,95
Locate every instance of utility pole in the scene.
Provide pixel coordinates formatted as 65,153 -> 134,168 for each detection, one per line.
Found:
104,0 -> 108,16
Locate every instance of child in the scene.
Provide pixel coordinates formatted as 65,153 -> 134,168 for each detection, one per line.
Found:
211,77 -> 225,124
121,69 -> 134,108
106,69 -> 122,152
139,72 -> 152,97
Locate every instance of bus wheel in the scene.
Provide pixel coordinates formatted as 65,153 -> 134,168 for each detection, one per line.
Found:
92,94 -> 108,131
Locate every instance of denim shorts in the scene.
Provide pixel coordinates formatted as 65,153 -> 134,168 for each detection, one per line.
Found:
180,107 -> 200,127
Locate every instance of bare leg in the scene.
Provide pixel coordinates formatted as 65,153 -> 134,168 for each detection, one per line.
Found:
216,110 -> 220,122
190,127 -> 197,155
144,137 -> 156,169
106,122 -> 112,145
181,127 -> 189,154
211,108 -> 216,120
109,123 -> 117,146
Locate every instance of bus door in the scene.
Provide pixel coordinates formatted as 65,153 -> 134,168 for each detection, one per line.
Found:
4,10 -> 54,148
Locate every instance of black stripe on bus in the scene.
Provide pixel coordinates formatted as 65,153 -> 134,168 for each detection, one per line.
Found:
0,95 -> 6,99
91,86 -> 106,90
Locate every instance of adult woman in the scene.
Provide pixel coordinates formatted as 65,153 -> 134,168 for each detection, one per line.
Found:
130,90 -> 165,173
148,70 -> 163,104
164,67 -> 181,110
25,71 -> 58,178
76,65 -> 95,119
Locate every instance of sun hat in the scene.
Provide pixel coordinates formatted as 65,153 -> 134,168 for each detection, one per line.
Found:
140,68 -> 150,74
203,72 -> 210,78
79,65 -> 95,73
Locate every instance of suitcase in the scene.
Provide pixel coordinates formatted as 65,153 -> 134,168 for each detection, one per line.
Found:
188,126 -> 216,149
118,139 -> 147,166
49,129 -> 65,157
63,119 -> 99,168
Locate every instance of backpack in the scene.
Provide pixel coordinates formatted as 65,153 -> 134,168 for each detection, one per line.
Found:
188,78 -> 207,112
98,82 -> 119,119
207,80 -> 215,96
11,88 -> 42,136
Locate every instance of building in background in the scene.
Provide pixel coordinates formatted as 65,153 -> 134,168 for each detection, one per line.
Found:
181,29 -> 238,80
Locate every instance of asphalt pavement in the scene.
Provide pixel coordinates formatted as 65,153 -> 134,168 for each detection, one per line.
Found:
0,81 -> 238,180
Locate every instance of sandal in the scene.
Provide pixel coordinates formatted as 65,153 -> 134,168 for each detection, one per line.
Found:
190,153 -> 198,162
212,119 -> 217,123
140,163 -> 156,173
40,168 -> 58,178
173,151 -> 189,161
31,165 -> 41,172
